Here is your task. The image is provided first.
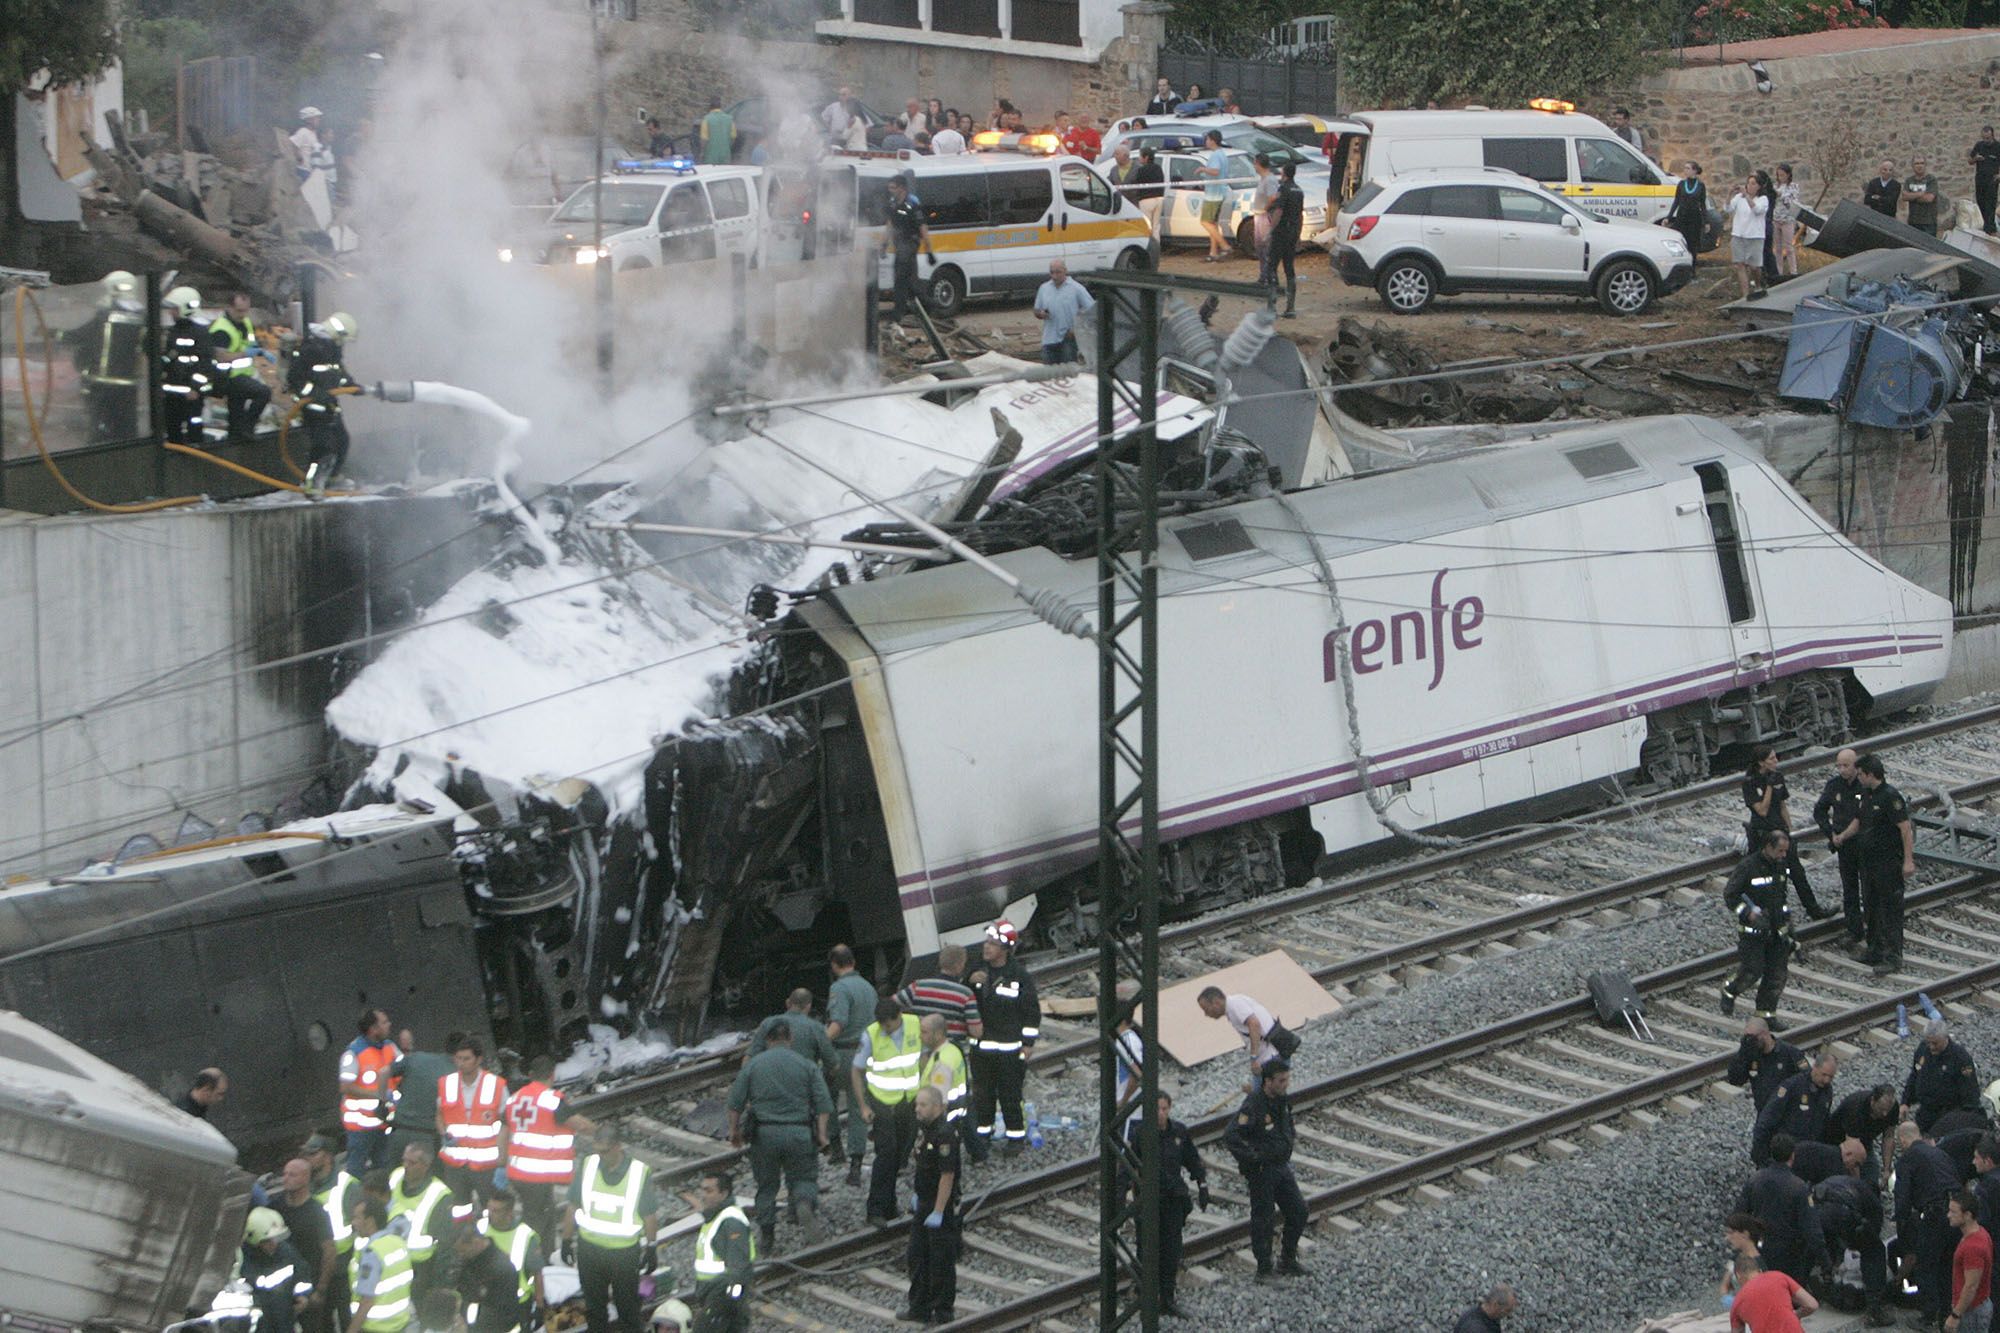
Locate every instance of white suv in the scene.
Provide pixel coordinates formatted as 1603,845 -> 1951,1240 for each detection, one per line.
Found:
1331,168 -> 1692,316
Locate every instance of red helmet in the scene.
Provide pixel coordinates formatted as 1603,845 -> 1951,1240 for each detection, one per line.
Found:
984,919 -> 1019,948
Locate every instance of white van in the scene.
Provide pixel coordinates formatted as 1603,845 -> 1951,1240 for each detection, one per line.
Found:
848,152 -> 1154,315
1328,106 -> 1676,224
504,159 -> 768,272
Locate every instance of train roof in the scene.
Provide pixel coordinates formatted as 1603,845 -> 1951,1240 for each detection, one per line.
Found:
824,415 -> 1766,656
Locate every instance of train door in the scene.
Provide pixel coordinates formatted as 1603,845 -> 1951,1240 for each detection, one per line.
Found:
1693,462 -> 1774,674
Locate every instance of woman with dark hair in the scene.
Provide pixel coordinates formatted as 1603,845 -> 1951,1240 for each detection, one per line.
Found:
1755,168 -> 1781,287
1743,744 -> 1833,918
1772,162 -> 1801,276
1725,170 -> 1769,300
1664,161 -> 1707,267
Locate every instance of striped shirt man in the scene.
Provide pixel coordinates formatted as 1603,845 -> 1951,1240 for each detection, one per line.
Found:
897,943 -> 983,1048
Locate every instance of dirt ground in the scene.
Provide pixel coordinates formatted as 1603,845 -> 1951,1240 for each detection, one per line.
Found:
916,243 -> 1805,425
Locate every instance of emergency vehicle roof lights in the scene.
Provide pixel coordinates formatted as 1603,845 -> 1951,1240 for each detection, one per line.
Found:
612,157 -> 698,174
1527,98 -> 1575,114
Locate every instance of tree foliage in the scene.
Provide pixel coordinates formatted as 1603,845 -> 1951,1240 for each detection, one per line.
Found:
1331,0 -> 1672,108
0,0 -> 122,93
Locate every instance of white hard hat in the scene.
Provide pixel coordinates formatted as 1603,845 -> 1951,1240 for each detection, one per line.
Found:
164,286 -> 202,316
299,106 -> 324,120
243,1206 -> 290,1246
650,1299 -> 693,1331
321,311 -> 357,343
100,269 -> 138,296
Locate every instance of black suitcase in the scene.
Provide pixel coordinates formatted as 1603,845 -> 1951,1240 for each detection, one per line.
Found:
1585,969 -> 1654,1041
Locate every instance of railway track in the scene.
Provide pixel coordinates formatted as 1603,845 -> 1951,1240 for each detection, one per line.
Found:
745,867 -> 2000,1331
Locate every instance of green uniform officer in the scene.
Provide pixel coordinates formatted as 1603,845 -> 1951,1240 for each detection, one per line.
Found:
748,988 -> 840,1080
727,1022 -> 833,1251
823,944 -> 880,1186
690,1170 -> 755,1333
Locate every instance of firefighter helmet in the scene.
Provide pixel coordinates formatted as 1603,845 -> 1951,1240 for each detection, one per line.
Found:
243,1206 -> 291,1245
322,311 -> 357,343
163,286 -> 202,317
984,919 -> 1019,948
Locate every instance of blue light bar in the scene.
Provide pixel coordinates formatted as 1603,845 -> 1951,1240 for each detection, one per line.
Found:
612,157 -> 697,174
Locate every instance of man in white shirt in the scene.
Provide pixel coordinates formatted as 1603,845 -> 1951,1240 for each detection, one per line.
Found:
904,98 -> 928,139
930,122 -> 966,155
823,87 -> 854,139
291,107 -> 335,184
1197,986 -> 1289,1072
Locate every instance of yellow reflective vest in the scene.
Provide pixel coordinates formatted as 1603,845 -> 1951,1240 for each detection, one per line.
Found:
864,1015 -> 923,1104
349,1229 -> 414,1331
573,1154 -> 650,1249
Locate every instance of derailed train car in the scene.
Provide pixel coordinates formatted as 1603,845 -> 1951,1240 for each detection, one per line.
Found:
649,415 -> 1951,1020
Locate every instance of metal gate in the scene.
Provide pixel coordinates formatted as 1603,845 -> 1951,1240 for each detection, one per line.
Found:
176,56 -> 257,149
1158,53 -> 1337,115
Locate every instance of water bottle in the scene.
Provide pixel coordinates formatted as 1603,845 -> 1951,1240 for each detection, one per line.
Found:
1896,1002 -> 1911,1040
1026,1101 -> 1044,1149
1057,1114 -> 1079,1133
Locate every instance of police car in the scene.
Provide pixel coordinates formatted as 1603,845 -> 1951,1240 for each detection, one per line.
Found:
500,158 -> 767,272
1150,147 -> 1329,254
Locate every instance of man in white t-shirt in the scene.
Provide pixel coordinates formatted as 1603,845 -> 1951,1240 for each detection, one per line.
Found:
823,87 -> 854,139
1197,986 -> 1288,1072
290,107 -> 336,185
930,123 -> 967,155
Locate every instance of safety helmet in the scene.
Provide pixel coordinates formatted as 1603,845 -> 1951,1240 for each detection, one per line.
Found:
322,311 -> 357,343
299,106 -> 324,121
650,1300 -> 693,1331
243,1207 -> 290,1246
100,270 -> 138,298
984,919 -> 1019,948
164,286 -> 202,317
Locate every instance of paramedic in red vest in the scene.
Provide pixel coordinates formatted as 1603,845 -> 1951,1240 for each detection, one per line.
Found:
437,1035 -> 508,1221
341,1009 -> 402,1176
501,1054 -> 593,1243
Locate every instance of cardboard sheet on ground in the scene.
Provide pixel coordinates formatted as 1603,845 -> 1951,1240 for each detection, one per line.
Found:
1155,949 -> 1342,1068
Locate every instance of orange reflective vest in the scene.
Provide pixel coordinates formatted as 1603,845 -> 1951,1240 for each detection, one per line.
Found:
503,1081 -> 576,1184
340,1039 -> 402,1133
438,1070 -> 507,1169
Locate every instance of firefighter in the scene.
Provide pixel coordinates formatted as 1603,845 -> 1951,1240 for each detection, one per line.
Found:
500,1054 -> 588,1244
347,1196 -> 416,1333
1720,828 -> 1797,1027
160,286 -> 214,445
289,311 -> 359,495
968,918 -> 1039,1161
207,291 -> 274,445
387,1143 -> 454,1299
72,270 -> 146,442
244,1205 -> 314,1333
342,1010 -> 403,1177
437,1035 -> 508,1222
900,1085 -> 961,1326
1906,1020 -> 1983,1133
852,994 -> 923,1227
690,1169 -> 754,1333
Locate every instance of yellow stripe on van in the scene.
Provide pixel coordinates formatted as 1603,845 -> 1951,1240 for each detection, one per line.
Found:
1549,183 -> 1675,222
925,217 -> 1151,254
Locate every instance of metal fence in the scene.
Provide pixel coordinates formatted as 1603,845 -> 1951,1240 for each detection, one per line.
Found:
176,56 -> 258,149
1159,53 -> 1338,115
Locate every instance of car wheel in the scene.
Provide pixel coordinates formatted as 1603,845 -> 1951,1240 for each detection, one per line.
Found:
1376,257 -> 1436,314
1596,259 -> 1657,316
1235,219 -> 1257,257
924,264 -> 967,318
1114,246 -> 1149,270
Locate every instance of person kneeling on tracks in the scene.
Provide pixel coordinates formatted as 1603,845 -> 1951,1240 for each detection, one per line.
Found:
690,1169 -> 755,1333
1813,1165 -> 1896,1326
1752,1050 -> 1837,1168
1223,1057 -> 1309,1283
1721,828 -> 1798,1027
900,1086 -> 961,1326
727,1018 -> 833,1251
288,312 -> 359,496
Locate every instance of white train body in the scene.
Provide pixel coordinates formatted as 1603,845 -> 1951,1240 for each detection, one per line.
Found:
790,416 -> 1950,957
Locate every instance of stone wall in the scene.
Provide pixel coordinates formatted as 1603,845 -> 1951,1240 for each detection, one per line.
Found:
1594,32 -> 2000,215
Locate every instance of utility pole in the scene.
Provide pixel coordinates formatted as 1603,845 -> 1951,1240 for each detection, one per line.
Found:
1087,268 -> 1261,1332
589,0 -> 613,393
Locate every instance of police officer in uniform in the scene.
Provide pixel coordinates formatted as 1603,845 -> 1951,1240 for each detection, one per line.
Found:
71,270 -> 146,442
1847,753 -> 1915,974
1222,1057 -> 1309,1282
1906,1020 -> 1983,1134
1154,1091 -> 1210,1317
562,1123 -> 661,1333
968,918 -> 1040,1161
1743,744 -> 1832,918
288,312 -> 360,495
1725,1017 -> 1809,1113
1720,828 -> 1798,1026
690,1169 -> 754,1333
1752,1050 -> 1837,1167
879,173 -> 933,324
1813,1168 -> 1895,1326
386,1143 -> 454,1300
1813,748 -> 1869,950
901,1085 -> 961,1326
1897,1119 -> 1962,1328
476,1192 -> 545,1322
347,1196 -> 415,1333
726,1019 -> 832,1251
207,291 -> 273,445
160,286 -> 214,445
916,1013 -> 969,1130
1736,1133 -> 1828,1282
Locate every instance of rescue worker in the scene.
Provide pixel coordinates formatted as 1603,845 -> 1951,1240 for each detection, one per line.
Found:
450,1221 -> 523,1333
310,1135 -> 356,1332
1813,747 -> 1869,950
917,1013 -> 969,1131
160,285 -> 214,445
726,1018 -> 832,1250
1752,1050 -> 1837,1167
879,173 -> 933,325
499,1054 -> 587,1244
823,944 -> 879,1186
1735,1133 -> 1827,1282
271,1157 -> 338,1333
1222,1057 -> 1308,1282
1742,744 -> 1832,918
72,269 -> 146,442
1813,1167 -> 1895,1327
1847,753 -> 1915,975
288,311 -> 359,495
347,1196 -> 416,1333
437,1035 -> 508,1221
387,1143 -> 454,1298
748,987 -> 839,1076
690,1169 -> 754,1333
1155,1091 -> 1210,1317
244,1205 -> 314,1333
389,1031 -> 455,1165
342,1010 -> 403,1177
207,291 -> 273,445
563,1121 -> 660,1333
1899,1119 -> 1962,1328
1826,1082 -> 1899,1183
1908,1020 -> 1984,1133
475,1191 -> 545,1318
1720,828 -> 1798,1026
853,994 -> 924,1227
968,918 -> 1040,1161
900,1085 -> 961,1326
895,943 -> 983,1052
1725,1017 -> 1809,1113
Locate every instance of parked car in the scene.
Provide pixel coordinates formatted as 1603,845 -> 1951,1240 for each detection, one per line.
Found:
1330,167 -> 1692,315
1152,148 -> 1329,253
1101,115 -> 1333,198
501,160 -> 767,272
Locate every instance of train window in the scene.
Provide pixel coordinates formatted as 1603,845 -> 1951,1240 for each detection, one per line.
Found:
1694,462 -> 1755,624
1563,442 -> 1638,479
1173,517 -> 1257,561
